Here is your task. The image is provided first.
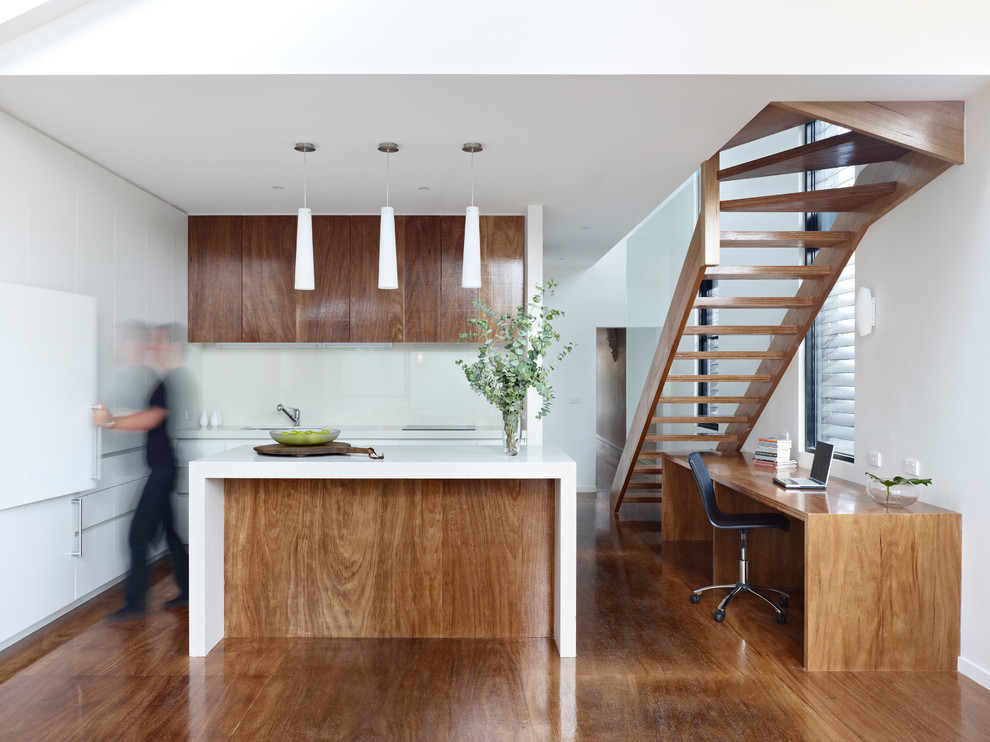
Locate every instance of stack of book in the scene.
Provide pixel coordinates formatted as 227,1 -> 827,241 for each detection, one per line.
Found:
753,437 -> 797,471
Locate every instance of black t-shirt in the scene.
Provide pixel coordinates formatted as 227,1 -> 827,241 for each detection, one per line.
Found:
146,378 -> 175,472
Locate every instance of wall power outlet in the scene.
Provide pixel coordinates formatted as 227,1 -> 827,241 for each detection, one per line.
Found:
904,459 -> 921,477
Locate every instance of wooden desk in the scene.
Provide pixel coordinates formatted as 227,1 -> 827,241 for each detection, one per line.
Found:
661,452 -> 961,671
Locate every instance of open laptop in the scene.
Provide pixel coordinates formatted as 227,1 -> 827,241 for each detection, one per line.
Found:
773,441 -> 834,490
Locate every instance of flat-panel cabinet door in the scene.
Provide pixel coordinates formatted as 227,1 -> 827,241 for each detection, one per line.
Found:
241,215 -> 296,342
298,216 -> 350,342
0,496 -> 75,645
0,282 -> 97,509
439,216 -> 479,342
403,215 -> 442,342
349,215 -> 404,342
481,216 -> 526,323
188,216 -> 242,342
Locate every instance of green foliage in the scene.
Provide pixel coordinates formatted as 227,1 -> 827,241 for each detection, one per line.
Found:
865,472 -> 933,503
455,280 -> 575,419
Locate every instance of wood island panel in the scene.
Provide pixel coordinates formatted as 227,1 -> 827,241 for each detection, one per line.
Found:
188,216 -> 242,342
349,215 -> 404,342
223,478 -> 553,639
297,215 -> 351,342
241,215 -> 296,342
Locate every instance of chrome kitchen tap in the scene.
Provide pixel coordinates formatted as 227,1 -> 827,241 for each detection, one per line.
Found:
277,403 -> 301,427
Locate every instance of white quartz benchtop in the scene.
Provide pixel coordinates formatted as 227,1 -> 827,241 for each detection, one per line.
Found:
175,426 -> 501,441
189,444 -> 574,481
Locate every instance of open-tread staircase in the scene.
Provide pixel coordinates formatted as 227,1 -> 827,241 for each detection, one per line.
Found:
611,100 -> 964,512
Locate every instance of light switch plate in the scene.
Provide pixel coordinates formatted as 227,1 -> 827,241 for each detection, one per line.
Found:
869,451 -> 882,467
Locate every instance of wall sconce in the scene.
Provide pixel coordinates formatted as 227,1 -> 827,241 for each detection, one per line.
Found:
856,286 -> 876,337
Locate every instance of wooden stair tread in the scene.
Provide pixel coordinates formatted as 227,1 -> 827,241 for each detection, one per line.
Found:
694,296 -> 815,309
704,265 -> 832,279
721,230 -> 853,247
721,182 -> 897,213
621,496 -> 663,504
645,435 -> 739,442
631,452 -> 665,460
651,416 -> 749,424
632,466 -> 663,474
667,374 -> 772,382
675,350 -> 786,360
626,482 -> 662,490
683,325 -> 801,335
718,131 -> 911,181
658,396 -> 761,404
720,104 -> 813,151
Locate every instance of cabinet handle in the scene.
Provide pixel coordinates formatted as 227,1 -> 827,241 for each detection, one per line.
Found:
91,405 -> 102,481
71,496 -> 83,557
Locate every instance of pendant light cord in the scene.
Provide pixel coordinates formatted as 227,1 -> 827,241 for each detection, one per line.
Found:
386,151 -> 390,208
470,151 -> 475,207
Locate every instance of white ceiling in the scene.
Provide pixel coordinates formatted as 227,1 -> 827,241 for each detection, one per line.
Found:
1,2 -> 988,265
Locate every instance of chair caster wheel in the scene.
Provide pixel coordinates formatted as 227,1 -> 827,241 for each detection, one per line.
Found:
776,612 -> 786,624
689,594 -> 701,604
713,610 -> 725,622
779,596 -> 789,608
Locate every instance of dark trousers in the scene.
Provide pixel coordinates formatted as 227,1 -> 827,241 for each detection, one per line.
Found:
123,467 -> 189,611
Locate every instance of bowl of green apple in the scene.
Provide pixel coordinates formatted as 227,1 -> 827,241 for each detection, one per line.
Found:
270,428 -> 341,446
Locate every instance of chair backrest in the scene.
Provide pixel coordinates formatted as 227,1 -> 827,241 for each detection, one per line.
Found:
687,452 -> 731,529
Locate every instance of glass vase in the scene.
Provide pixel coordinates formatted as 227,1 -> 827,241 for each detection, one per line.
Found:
866,480 -> 919,508
501,407 -> 522,456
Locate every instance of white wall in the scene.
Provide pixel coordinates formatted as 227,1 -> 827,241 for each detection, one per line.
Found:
543,243 -> 626,491
0,108 -> 187,649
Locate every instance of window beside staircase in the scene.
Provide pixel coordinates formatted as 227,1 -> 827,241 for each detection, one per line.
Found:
805,121 -> 856,461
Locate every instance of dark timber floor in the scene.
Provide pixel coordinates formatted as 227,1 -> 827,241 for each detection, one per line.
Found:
1,456 -> 988,740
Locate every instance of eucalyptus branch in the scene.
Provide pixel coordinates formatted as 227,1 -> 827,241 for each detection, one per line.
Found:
456,280 -> 575,419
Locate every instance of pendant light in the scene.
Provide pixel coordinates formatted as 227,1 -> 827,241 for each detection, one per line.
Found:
378,142 -> 399,290
294,142 -> 316,291
462,142 -> 483,289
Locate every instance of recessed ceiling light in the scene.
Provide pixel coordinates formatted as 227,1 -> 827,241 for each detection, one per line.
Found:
272,185 -> 285,190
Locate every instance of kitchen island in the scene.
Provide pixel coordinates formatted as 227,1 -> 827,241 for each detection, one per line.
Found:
188,444 -> 576,657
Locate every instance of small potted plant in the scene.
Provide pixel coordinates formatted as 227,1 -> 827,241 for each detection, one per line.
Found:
865,472 -> 933,507
456,281 -> 574,455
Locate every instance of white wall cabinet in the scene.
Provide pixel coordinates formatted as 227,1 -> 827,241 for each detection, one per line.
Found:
0,108 -> 187,650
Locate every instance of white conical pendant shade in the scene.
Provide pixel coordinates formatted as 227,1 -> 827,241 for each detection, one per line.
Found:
462,205 -> 481,288
295,207 -> 314,290
378,206 -> 398,290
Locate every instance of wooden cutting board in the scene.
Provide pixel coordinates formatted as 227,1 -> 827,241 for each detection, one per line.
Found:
253,442 -> 384,459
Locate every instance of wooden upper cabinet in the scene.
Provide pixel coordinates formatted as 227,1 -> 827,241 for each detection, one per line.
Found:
439,216 -> 479,342
349,215 -> 404,342
188,216 -> 243,342
297,216 -> 350,342
187,213 -> 523,343
240,216 -> 296,343
403,216 -> 442,342
481,216 -> 525,323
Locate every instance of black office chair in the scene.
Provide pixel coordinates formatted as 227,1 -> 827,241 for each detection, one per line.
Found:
687,452 -> 791,624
